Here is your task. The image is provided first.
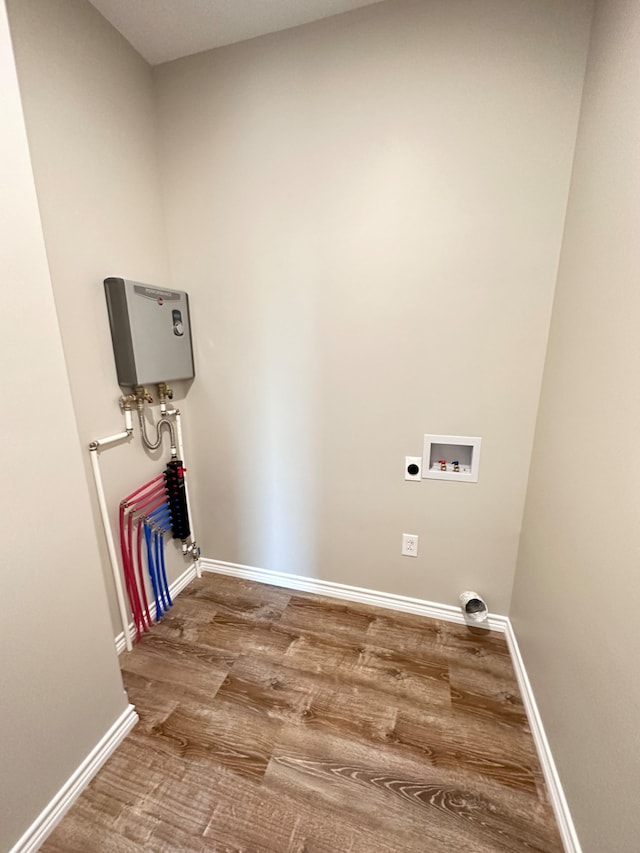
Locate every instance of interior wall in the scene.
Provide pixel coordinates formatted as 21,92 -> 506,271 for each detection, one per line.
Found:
0,1 -> 128,848
6,0 -> 197,637
511,0 -> 640,849
154,0 -> 592,610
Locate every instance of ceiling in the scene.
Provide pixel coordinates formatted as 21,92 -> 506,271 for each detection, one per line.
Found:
87,0 -> 385,65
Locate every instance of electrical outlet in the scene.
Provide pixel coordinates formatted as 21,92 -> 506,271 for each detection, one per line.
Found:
405,456 -> 421,481
402,533 -> 419,557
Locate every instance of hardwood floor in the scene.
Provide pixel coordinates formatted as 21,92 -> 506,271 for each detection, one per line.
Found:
41,575 -> 563,852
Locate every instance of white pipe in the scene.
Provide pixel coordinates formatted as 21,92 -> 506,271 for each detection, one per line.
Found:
90,431 -> 130,449
174,410 -> 201,577
89,447 -> 133,651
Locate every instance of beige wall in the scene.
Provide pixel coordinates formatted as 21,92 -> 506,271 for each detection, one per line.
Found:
7,0 -> 196,636
0,1 -> 128,848
154,0 -> 592,611
512,0 -> 640,849
6,0 -> 634,847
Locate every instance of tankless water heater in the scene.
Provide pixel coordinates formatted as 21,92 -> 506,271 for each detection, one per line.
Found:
104,277 -> 195,387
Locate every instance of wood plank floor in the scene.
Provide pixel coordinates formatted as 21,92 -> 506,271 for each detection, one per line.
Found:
41,575 -> 563,852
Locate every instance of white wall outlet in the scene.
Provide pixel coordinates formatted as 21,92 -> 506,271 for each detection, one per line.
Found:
402,533 -> 419,557
405,456 -> 421,481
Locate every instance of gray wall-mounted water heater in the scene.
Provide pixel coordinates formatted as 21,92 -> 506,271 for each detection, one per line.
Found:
104,277 -> 195,387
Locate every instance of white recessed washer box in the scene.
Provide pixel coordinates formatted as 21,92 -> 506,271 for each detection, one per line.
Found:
422,434 -> 482,483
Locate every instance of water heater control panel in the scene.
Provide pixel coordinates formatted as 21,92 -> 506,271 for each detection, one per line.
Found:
104,277 -> 195,387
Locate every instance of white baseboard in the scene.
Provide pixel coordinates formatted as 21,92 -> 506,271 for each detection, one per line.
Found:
200,557 -> 580,853
9,704 -> 138,853
115,563 -> 197,653
503,622 -> 582,853
199,558 -> 508,632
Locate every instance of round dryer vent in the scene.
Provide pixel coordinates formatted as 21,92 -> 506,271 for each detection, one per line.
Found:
459,590 -> 488,623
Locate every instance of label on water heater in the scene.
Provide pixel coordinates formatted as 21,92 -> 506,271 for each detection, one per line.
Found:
133,284 -> 181,302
